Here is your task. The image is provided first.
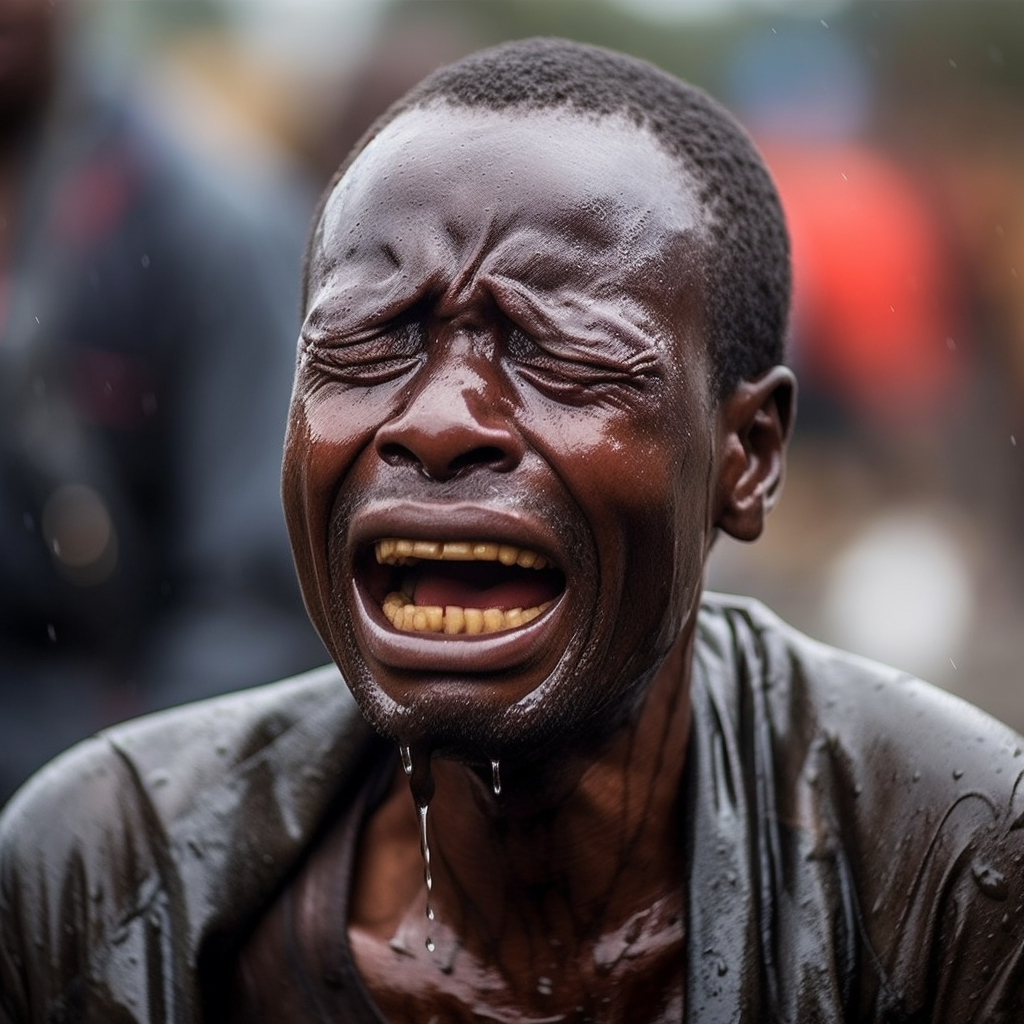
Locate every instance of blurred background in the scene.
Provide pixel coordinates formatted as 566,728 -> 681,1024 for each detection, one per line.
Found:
1,0 -> 1022,803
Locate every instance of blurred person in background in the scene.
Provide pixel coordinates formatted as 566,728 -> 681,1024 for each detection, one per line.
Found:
0,0 -> 325,804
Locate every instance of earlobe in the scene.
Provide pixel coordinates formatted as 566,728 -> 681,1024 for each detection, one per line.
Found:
713,366 -> 797,542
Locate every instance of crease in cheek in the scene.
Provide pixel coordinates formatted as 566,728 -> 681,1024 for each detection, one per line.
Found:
290,394 -> 382,648
283,415 -> 334,645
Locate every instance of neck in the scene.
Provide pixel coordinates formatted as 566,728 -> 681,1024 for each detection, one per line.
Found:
369,626 -> 695,974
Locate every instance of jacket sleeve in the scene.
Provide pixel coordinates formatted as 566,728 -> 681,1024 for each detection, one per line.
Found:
833,672 -> 1024,1022
0,735 -> 169,1024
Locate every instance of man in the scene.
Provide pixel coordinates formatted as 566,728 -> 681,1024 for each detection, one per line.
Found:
0,0 -> 325,802
2,39 -> 1023,1023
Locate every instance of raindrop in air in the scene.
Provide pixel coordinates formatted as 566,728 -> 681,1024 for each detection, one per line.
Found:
491,758 -> 502,796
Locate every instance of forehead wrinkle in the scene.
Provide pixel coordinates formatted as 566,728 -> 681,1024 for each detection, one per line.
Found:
311,102 -> 711,343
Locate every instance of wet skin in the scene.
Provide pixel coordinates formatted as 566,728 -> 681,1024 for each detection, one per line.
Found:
276,103 -> 794,1021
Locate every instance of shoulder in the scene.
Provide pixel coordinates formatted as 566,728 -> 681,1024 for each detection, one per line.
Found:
0,664 -> 374,1022
698,591 -> 1024,797
697,593 -> 1024,1019
0,662 -> 359,866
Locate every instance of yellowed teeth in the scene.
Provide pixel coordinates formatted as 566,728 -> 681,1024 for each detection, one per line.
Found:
382,592 -> 553,634
375,538 -> 548,570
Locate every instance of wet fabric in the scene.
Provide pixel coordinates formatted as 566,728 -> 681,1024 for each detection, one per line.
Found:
2,593 -> 1023,1023
223,743 -> 395,1024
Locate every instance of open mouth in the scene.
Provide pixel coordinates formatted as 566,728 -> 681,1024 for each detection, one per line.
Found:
366,538 -> 564,636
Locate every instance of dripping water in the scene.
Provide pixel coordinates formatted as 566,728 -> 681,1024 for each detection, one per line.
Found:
418,803 -> 435,951
404,744 -> 437,955
491,758 -> 502,796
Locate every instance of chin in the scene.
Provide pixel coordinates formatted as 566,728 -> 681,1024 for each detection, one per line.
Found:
336,608 -> 672,775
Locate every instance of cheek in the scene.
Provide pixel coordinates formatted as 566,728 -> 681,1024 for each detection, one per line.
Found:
286,379 -> 398,504
519,393 -> 710,651
283,380 -> 398,599
518,394 -> 699,532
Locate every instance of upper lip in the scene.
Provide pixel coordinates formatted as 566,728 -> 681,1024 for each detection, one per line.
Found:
347,500 -> 564,569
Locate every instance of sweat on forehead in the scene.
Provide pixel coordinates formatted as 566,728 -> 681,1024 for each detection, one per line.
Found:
303,37 -> 790,398
305,103 -> 709,407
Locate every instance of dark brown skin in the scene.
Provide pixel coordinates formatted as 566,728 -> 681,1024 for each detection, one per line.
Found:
268,104 -> 794,1021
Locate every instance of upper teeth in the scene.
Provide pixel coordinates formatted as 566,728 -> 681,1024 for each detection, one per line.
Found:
375,539 -> 548,569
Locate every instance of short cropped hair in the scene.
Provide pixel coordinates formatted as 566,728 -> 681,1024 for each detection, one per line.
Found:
305,38 -> 790,399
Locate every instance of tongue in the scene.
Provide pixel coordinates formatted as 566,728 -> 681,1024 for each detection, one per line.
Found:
412,562 -> 560,610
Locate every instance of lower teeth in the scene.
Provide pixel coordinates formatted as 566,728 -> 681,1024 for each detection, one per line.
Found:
381,592 -> 552,635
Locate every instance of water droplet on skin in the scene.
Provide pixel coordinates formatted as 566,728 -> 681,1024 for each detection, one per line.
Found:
953,768 -> 964,780
425,937 -> 435,953
400,745 -> 413,775
491,758 -> 502,796
973,861 -> 1009,901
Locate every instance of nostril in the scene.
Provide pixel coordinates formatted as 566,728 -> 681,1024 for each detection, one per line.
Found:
377,439 -> 516,480
449,446 -> 513,475
378,442 -> 419,469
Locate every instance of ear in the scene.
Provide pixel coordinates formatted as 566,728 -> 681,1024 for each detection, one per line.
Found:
713,365 -> 796,542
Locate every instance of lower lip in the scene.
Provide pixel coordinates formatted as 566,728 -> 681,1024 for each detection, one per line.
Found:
352,578 -> 564,674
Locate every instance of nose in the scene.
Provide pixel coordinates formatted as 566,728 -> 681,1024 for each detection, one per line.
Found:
374,344 -> 524,482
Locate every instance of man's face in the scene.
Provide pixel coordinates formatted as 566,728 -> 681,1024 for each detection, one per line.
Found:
285,103 -> 718,765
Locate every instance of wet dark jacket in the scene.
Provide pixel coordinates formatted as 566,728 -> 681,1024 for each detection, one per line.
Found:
2,594 -> 1023,1023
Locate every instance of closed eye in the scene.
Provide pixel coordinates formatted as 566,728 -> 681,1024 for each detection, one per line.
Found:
303,321 -> 426,386
504,327 -> 659,404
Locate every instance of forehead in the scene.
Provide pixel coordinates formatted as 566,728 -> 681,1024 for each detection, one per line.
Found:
312,103 -> 706,293
305,104 -> 712,386
324,102 -> 702,229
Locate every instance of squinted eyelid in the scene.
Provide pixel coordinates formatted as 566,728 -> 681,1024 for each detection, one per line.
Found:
485,274 -> 668,373
303,262 -> 435,345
